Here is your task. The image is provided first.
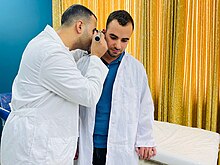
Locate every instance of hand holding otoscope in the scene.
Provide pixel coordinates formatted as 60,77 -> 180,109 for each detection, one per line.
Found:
90,30 -> 107,58
95,31 -> 101,41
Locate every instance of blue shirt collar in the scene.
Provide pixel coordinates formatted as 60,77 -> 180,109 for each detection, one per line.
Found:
109,51 -> 125,64
101,52 -> 125,66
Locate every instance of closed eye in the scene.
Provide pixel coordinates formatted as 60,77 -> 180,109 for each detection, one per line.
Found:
109,34 -> 118,40
110,36 -> 117,40
122,39 -> 129,43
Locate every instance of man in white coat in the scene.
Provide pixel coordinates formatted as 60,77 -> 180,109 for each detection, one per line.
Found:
1,4 -> 108,165
77,10 -> 156,165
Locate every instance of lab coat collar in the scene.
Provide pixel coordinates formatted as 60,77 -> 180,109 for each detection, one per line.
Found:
44,25 -> 69,50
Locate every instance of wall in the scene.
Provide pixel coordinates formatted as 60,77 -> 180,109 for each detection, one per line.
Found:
0,0 -> 52,93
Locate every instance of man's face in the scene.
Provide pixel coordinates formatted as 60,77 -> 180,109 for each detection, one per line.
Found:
105,20 -> 133,58
80,15 -> 97,51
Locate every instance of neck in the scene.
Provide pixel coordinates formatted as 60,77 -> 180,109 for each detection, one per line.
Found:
57,27 -> 77,50
102,51 -> 122,64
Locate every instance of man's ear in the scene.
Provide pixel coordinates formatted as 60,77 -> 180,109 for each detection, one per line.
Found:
75,20 -> 83,34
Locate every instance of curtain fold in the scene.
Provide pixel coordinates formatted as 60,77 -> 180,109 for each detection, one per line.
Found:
52,0 -> 220,163
143,0 -> 219,132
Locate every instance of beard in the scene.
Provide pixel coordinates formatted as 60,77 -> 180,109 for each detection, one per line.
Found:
107,50 -> 120,58
79,30 -> 92,52
80,38 -> 92,52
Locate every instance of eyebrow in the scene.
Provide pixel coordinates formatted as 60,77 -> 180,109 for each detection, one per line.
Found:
109,33 -> 129,40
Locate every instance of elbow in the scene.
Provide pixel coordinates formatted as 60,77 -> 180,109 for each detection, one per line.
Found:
83,85 -> 102,107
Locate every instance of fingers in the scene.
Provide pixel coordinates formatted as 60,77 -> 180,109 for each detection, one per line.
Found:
146,148 -> 154,160
152,147 -> 157,157
90,31 -> 107,58
143,147 -> 151,160
136,147 -> 145,159
93,30 -> 104,42
94,31 -> 101,42
136,147 -> 157,160
140,147 -> 145,159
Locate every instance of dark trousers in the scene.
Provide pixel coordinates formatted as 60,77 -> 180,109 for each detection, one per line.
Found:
93,148 -> 107,165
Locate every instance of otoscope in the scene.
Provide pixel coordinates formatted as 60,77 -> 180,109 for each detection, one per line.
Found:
95,32 -> 101,41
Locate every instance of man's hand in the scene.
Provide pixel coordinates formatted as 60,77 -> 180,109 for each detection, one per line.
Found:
90,31 -> 108,58
135,147 -> 157,160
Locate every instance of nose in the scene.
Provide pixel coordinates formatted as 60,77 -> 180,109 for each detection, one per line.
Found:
114,40 -> 121,50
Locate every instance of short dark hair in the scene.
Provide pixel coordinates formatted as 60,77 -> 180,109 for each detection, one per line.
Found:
61,4 -> 97,26
106,10 -> 134,30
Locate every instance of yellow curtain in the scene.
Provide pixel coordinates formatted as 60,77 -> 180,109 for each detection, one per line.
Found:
53,0 -> 220,163
143,0 -> 220,131
52,0 -> 144,60
144,0 -> 219,163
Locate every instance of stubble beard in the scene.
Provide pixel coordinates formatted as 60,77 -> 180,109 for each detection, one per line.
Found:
107,50 -> 119,58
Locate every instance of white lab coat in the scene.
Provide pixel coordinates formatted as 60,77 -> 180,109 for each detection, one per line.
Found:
76,52 -> 156,165
1,25 -> 108,165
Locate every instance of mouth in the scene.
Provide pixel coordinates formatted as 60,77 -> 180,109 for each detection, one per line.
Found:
112,49 -> 120,54
107,50 -> 118,57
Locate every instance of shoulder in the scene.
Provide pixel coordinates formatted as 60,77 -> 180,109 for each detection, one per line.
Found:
123,52 -> 145,71
123,52 -> 149,83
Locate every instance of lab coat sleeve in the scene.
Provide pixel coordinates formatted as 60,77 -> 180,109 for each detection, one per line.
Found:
39,50 -> 108,107
70,49 -> 88,63
76,55 -> 90,76
135,68 -> 156,147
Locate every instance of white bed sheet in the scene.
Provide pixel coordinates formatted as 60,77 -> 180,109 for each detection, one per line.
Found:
139,121 -> 219,165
